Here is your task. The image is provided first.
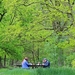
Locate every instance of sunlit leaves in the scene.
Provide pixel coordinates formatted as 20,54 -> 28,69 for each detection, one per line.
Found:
71,59 -> 75,67
0,0 -> 75,66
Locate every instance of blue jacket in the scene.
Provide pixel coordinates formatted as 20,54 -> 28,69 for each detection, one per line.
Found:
22,59 -> 30,69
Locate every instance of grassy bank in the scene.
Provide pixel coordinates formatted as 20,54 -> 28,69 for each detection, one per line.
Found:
0,67 -> 75,75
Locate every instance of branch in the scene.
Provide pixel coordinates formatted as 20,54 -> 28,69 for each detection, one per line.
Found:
67,0 -> 74,26
19,1 -> 68,14
0,10 -> 6,22
36,27 -> 53,31
42,3 -> 65,14
20,2 -> 41,6
32,33 -> 53,42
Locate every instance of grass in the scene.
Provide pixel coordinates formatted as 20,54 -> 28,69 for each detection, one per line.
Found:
0,67 -> 36,75
0,67 -> 75,75
36,67 -> 75,75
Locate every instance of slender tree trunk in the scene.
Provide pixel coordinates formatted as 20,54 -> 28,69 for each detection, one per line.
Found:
9,59 -> 14,66
32,50 -> 35,63
0,56 -> 3,68
37,45 -> 39,61
57,35 -> 64,66
11,59 -> 14,66
58,48 -> 64,66
32,41 -> 35,63
4,55 -> 6,67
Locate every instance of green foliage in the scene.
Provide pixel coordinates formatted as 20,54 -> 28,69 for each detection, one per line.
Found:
0,0 -> 75,67
71,59 -> 75,68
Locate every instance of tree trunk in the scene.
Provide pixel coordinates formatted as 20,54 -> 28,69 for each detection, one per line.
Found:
58,49 -> 64,66
37,47 -> 39,61
0,56 -> 3,68
32,41 -> 35,63
4,55 -> 6,67
9,59 -> 14,66
57,35 -> 64,66
32,50 -> 35,63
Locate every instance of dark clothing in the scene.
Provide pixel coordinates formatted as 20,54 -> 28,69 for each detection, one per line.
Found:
43,60 -> 50,68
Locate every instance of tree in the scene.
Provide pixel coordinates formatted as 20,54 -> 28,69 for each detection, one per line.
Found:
0,0 -> 75,67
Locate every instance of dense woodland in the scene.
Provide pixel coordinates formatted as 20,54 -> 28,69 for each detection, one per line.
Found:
0,0 -> 75,68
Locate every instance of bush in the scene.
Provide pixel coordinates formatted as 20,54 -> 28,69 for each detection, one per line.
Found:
71,59 -> 75,68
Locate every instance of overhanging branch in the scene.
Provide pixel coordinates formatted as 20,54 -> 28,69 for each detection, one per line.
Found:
0,10 -> 6,22
20,1 -> 41,6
